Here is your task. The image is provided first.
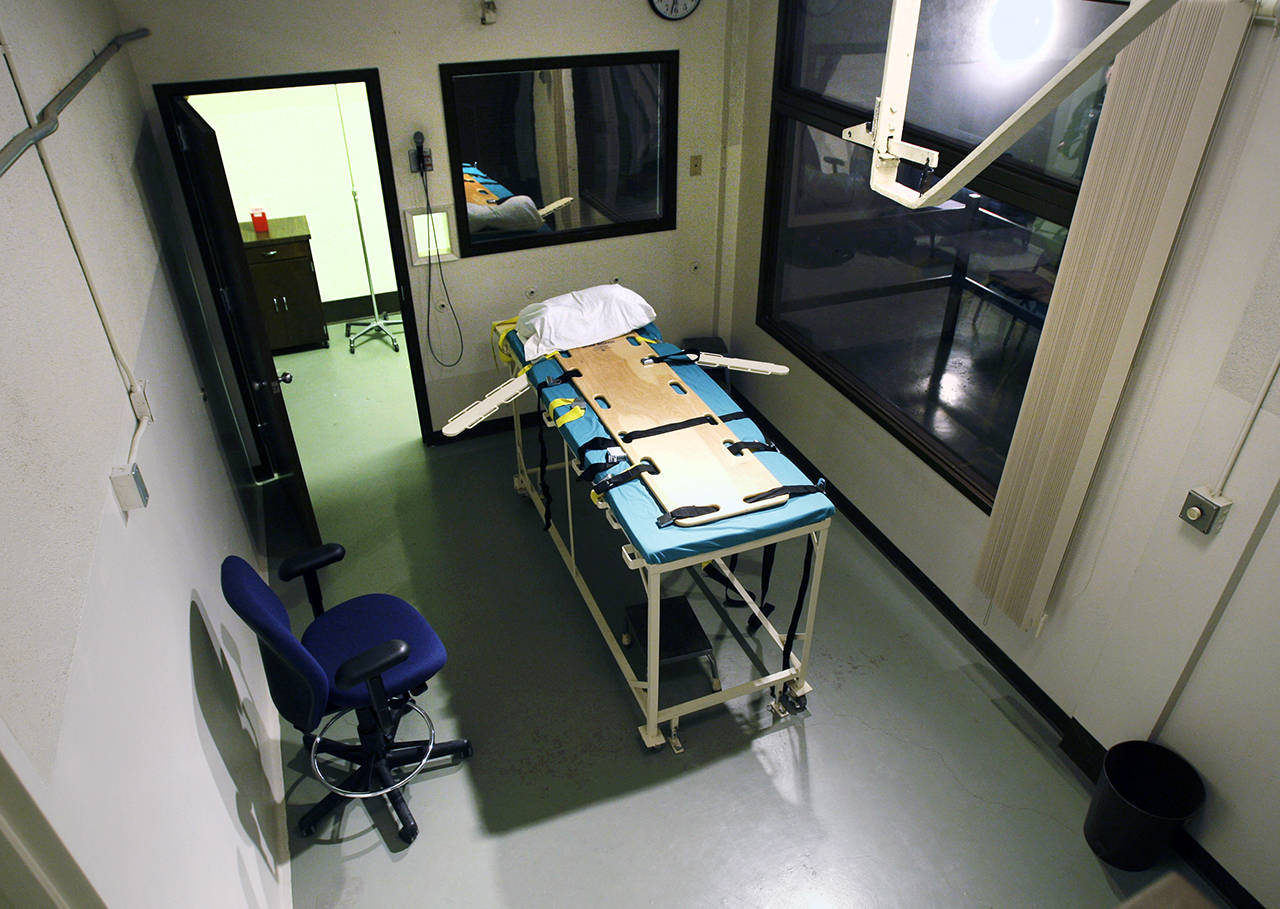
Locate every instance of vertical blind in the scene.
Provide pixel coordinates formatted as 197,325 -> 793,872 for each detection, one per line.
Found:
974,0 -> 1255,631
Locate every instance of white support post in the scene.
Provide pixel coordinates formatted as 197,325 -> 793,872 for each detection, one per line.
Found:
641,566 -> 666,749
843,0 -> 1180,209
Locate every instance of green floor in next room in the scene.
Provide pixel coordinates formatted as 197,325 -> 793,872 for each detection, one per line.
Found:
269,324 -> 1227,908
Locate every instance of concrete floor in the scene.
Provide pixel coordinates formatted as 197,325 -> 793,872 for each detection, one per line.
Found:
272,329 -> 1223,908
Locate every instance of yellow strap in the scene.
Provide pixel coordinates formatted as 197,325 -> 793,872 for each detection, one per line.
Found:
546,397 -> 585,428
490,318 -> 519,367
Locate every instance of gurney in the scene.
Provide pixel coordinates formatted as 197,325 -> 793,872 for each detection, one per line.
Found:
447,312 -> 834,751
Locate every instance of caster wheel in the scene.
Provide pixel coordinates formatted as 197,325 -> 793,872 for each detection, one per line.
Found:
781,690 -> 807,713
349,343 -> 355,354
392,341 -> 400,352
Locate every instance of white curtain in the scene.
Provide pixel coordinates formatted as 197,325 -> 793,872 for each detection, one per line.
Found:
975,0 -> 1255,631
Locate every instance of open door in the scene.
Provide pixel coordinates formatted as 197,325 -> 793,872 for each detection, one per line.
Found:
165,95 -> 321,555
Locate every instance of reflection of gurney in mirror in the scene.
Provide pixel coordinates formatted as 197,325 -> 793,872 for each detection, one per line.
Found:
462,164 -> 573,234
445,286 -> 831,752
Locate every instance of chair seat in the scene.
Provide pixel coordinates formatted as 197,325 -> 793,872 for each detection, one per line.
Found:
301,594 -> 447,709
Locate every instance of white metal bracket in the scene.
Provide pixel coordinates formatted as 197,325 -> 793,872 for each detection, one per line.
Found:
843,0 -> 1180,209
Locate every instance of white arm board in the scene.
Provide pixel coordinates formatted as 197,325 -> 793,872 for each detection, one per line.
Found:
442,373 -> 530,437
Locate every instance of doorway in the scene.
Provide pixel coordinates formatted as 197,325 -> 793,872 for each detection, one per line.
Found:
155,70 -> 431,555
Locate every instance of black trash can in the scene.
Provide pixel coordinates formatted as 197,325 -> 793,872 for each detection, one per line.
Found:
1084,740 -> 1205,871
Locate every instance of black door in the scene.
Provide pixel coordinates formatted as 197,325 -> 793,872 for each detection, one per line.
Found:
165,96 -> 321,555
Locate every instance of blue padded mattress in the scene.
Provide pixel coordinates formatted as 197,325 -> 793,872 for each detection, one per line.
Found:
504,325 -> 833,564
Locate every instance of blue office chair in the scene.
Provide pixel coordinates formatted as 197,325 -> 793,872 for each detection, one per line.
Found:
220,544 -> 471,844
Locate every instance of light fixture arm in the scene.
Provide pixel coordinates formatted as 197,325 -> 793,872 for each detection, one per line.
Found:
843,0 -> 1181,210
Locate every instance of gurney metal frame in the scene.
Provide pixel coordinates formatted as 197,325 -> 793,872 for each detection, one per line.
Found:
509,395 -> 831,752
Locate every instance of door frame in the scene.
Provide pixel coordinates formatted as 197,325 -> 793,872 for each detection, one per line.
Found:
154,68 -> 434,462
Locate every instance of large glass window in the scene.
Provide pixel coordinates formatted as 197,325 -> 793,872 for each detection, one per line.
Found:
759,0 -> 1120,506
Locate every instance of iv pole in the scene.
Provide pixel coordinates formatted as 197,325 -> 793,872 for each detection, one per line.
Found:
336,86 -> 401,353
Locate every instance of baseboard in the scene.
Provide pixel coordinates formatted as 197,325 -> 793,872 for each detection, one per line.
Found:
322,291 -> 401,324
1059,717 -> 1105,782
732,393 -> 1261,909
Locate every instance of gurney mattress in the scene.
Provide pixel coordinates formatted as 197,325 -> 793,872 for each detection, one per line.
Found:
506,326 -> 834,564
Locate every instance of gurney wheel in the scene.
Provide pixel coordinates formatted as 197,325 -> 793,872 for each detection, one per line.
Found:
392,340 -> 400,352
780,689 -> 807,714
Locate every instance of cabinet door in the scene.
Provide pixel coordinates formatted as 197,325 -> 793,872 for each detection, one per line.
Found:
249,261 -> 301,350
250,258 -> 327,351
274,256 -> 326,348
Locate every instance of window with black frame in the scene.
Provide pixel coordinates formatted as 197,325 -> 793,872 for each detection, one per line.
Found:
758,0 -> 1123,507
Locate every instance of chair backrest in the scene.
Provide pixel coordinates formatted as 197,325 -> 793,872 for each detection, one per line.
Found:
220,556 -> 330,732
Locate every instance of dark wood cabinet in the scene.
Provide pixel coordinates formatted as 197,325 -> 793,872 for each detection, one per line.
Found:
239,215 -> 328,352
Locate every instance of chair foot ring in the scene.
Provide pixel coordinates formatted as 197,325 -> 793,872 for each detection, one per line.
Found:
309,702 -> 436,799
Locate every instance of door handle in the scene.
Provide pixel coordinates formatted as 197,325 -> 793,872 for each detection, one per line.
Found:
272,296 -> 279,312
252,372 -> 293,392
264,249 -> 278,256
281,295 -> 288,311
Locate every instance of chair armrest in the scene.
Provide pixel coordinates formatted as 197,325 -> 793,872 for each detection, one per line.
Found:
279,543 -> 346,583
335,639 -> 409,690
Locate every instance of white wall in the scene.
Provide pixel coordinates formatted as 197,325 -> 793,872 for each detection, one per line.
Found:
0,0 -> 289,905
113,0 -> 731,429
190,83 -> 397,303
726,4 -> 1279,903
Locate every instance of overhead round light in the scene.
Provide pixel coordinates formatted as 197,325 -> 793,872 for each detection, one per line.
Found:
985,0 -> 1058,66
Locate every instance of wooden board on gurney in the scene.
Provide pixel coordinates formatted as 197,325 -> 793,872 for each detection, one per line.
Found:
559,335 -> 788,527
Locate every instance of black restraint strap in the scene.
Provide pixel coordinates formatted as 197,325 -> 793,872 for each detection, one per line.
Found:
718,410 -> 748,423
640,348 -> 700,366
619,414 -> 717,443
746,543 -> 778,635
656,504 -> 720,528
782,535 -> 816,673
590,460 -> 658,494
579,453 -> 626,484
743,479 -> 826,503
578,436 -> 622,454
536,420 -> 553,531
534,368 -> 581,392
727,439 -> 777,456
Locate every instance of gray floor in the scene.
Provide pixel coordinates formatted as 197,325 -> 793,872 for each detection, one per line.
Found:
273,329 -> 1223,908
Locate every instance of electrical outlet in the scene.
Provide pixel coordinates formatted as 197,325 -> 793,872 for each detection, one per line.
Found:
1179,486 -> 1232,534
408,146 -> 433,173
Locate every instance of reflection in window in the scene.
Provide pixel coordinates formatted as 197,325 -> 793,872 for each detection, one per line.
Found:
787,0 -> 1120,182
766,120 -> 1065,496
759,1 -> 1120,504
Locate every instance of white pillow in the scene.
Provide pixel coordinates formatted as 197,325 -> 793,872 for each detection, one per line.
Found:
517,285 -> 656,358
